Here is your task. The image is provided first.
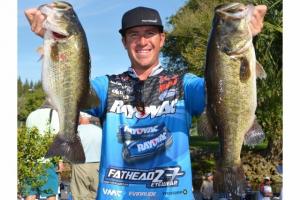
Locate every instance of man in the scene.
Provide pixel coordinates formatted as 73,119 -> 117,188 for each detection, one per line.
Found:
70,112 -> 102,200
200,172 -> 214,200
23,102 -> 61,200
259,176 -> 273,200
25,4 -> 267,200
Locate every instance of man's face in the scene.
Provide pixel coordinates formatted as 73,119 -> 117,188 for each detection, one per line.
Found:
122,26 -> 165,71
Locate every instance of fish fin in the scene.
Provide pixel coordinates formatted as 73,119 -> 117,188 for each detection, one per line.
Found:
240,57 -> 251,81
36,46 -> 44,61
256,61 -> 267,79
79,86 -> 100,109
214,163 -> 246,198
243,119 -> 265,146
45,133 -> 86,163
198,110 -> 216,139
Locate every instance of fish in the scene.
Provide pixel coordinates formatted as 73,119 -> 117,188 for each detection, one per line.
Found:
37,1 -> 93,163
203,2 -> 266,198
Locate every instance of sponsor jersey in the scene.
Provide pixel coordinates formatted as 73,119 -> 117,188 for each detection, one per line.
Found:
89,66 -> 205,200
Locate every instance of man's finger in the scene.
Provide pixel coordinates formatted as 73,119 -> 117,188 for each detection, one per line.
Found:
24,8 -> 38,25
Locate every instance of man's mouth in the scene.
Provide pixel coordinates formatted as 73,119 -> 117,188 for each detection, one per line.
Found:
136,49 -> 152,56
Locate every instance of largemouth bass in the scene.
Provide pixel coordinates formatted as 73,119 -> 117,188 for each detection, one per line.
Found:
204,3 -> 266,198
38,1 -> 91,163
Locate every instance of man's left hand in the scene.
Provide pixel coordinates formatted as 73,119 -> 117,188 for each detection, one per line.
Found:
250,5 -> 267,36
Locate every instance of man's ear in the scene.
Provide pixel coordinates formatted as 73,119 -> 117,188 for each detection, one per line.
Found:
122,37 -> 127,49
159,32 -> 166,48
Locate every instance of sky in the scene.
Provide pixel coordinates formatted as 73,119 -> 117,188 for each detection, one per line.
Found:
18,0 -> 188,83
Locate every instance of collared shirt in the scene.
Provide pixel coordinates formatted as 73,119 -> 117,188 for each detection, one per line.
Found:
127,63 -> 164,78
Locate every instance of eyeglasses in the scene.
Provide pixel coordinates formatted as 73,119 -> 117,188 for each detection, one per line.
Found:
133,80 -> 145,114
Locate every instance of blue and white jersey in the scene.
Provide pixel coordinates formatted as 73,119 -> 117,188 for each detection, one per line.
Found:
90,67 -> 205,200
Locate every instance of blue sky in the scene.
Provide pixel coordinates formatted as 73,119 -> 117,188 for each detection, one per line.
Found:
18,0 -> 187,83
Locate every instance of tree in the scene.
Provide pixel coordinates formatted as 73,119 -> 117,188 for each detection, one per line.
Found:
17,79 -> 45,125
17,126 -> 58,196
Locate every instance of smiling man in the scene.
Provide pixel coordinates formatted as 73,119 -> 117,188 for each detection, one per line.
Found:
25,4 -> 267,200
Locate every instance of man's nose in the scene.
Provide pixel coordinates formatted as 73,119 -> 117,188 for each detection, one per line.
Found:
137,35 -> 147,45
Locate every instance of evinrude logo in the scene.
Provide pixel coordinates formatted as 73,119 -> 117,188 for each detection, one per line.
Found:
129,191 -> 156,197
110,99 -> 178,118
103,188 -> 122,197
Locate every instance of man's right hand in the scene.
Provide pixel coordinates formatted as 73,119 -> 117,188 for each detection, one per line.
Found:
24,8 -> 46,37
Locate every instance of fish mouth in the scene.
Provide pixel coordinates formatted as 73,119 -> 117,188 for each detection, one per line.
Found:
39,2 -> 72,38
52,1 -> 73,11
215,3 -> 247,19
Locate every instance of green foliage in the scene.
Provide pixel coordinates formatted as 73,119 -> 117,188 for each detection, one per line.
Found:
17,126 -> 59,196
162,0 -> 234,75
18,78 -> 45,125
163,0 -> 282,158
252,0 -> 282,158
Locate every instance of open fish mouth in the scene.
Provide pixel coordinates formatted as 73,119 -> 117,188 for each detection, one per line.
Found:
215,3 -> 248,19
52,1 -> 73,11
38,2 -> 73,38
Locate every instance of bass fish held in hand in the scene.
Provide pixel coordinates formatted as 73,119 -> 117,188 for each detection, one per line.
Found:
204,2 -> 266,198
38,1 -> 95,163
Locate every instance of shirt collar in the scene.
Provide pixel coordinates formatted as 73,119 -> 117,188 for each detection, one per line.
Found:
127,63 -> 164,78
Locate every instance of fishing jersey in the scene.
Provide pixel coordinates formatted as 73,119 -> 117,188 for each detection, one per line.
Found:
90,66 -> 205,200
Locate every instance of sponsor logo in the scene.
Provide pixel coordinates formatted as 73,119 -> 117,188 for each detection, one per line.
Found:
111,88 -> 130,100
136,132 -> 168,152
159,88 -> 177,101
128,191 -> 156,197
141,19 -> 158,23
102,188 -> 122,197
110,99 -> 178,119
118,124 -> 164,141
159,75 -> 178,92
163,189 -> 188,196
105,166 -> 185,188
118,123 -> 172,162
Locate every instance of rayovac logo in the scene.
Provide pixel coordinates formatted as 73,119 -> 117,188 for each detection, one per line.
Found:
105,166 -> 185,188
103,188 -> 122,197
110,99 -> 178,119
136,132 -> 168,152
122,128 -> 172,163
118,124 -> 165,141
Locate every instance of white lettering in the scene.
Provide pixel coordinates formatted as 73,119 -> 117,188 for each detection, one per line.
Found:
137,132 -> 167,152
110,99 -> 178,119
103,188 -> 122,197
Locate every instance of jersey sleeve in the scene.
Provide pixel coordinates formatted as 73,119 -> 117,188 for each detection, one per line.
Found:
84,75 -> 109,118
183,73 -> 206,116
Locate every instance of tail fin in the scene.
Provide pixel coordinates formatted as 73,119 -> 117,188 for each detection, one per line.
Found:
213,164 -> 246,199
45,134 -> 86,163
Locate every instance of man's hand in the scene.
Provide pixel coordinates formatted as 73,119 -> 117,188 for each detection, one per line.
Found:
24,8 -> 46,37
250,5 -> 267,36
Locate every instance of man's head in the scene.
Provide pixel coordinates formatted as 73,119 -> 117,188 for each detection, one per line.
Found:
264,176 -> 271,184
120,7 -> 165,74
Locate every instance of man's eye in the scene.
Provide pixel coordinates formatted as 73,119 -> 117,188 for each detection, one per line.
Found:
146,32 -> 156,36
128,33 -> 138,38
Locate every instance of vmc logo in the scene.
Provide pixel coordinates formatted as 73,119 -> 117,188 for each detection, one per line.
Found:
103,188 -> 122,197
